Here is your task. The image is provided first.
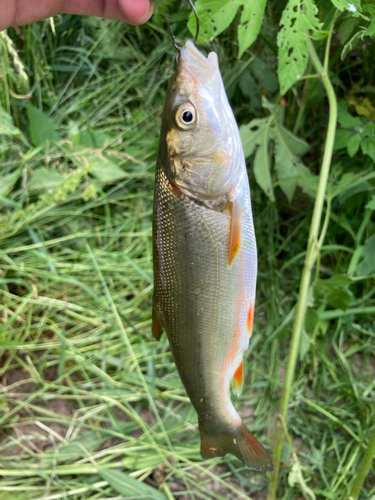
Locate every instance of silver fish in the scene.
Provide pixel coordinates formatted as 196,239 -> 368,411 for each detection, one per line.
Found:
152,41 -> 272,471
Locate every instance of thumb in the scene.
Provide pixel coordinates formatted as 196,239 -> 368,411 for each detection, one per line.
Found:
118,0 -> 155,25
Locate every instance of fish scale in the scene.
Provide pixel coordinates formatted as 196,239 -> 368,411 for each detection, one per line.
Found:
154,163 -> 253,416
152,41 -> 272,471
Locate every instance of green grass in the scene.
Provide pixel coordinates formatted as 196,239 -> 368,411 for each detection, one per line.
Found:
1,4 -> 375,500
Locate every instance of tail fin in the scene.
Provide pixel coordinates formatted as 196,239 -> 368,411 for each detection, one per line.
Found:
199,421 -> 273,471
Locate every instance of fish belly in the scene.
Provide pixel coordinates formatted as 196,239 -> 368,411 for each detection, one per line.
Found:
153,165 -> 257,430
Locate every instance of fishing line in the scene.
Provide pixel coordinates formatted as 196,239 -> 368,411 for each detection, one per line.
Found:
170,0 -> 200,50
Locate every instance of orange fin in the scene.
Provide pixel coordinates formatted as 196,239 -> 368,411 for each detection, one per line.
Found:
152,307 -> 164,341
199,420 -> 273,471
228,198 -> 242,266
231,361 -> 244,396
247,302 -> 254,335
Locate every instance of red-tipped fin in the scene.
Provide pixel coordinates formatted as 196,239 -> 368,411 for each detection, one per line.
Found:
228,198 -> 242,266
247,302 -> 255,335
152,307 -> 164,341
231,361 -> 244,396
199,421 -> 273,471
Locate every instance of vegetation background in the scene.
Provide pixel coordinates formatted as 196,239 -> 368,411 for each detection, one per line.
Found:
0,0 -> 374,499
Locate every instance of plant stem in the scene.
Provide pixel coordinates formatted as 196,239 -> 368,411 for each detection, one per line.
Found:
293,62 -> 315,136
347,426 -> 375,500
323,10 -> 339,74
266,36 -> 338,500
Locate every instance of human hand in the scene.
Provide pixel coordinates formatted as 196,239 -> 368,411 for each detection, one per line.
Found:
0,0 -> 154,31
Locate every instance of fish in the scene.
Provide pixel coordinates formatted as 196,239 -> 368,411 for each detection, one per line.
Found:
152,40 -> 272,472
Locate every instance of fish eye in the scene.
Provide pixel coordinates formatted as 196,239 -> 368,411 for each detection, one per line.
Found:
182,111 -> 193,123
174,103 -> 197,130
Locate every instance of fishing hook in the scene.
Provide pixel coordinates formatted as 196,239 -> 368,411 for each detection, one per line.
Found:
170,0 -> 200,51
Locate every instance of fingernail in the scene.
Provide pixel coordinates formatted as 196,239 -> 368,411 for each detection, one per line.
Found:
139,0 -> 154,25
120,0 -> 150,25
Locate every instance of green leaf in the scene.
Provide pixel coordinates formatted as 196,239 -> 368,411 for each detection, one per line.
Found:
363,122 -> 375,137
281,442 -> 292,462
187,0 -> 242,43
297,173 -> 320,198
314,275 -> 353,311
334,129 -> 351,150
273,123 -> 310,202
328,172 -> 371,199
338,181 -> 372,204
89,155 -> 128,183
28,167 -> 65,192
27,104 -> 60,146
337,102 -> 361,128
80,129 -> 112,148
261,95 -> 276,113
327,172 -> 362,198
251,59 -> 279,93
365,18 -> 375,36
238,0 -> 267,57
338,17 -> 360,44
99,468 -> 167,499
363,5 -> 375,15
306,307 -> 328,336
240,117 -> 275,200
365,195 -> 375,210
0,105 -> 22,137
357,236 -> 375,276
240,115 -> 310,201
347,134 -> 361,157
254,139 -> 275,201
0,105 -> 25,153
276,123 -> 310,157
277,0 -> 322,94
239,117 -> 269,157
239,70 -> 257,98
330,0 -> 361,13
361,137 -> 375,161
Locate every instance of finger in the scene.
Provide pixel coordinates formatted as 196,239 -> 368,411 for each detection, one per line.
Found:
0,0 -> 155,31
118,0 -> 154,25
63,0 -> 153,25
0,0 -> 61,30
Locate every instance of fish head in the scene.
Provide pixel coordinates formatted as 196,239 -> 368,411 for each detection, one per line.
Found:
162,41 -> 243,201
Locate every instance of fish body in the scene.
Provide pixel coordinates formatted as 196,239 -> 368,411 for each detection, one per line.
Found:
153,41 -> 272,471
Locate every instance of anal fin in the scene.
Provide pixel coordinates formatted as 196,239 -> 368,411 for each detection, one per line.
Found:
228,197 -> 242,266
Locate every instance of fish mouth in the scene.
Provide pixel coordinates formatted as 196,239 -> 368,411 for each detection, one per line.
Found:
179,41 -> 219,86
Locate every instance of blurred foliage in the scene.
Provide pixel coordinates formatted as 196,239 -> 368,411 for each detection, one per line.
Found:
0,1 -> 374,500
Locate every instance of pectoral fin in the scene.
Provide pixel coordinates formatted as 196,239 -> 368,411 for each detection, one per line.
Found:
228,198 -> 242,266
152,306 -> 164,341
